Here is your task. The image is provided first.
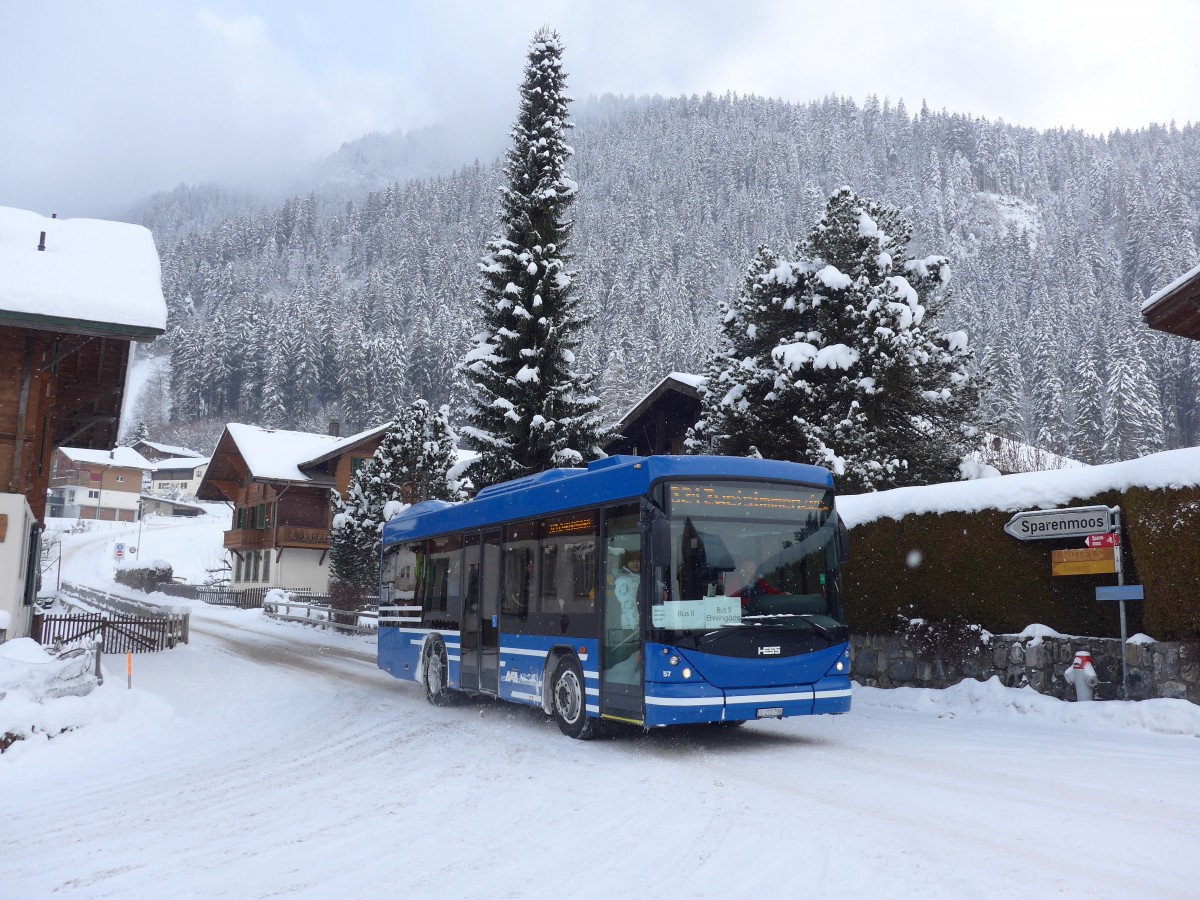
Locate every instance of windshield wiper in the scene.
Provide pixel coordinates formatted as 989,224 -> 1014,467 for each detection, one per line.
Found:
796,614 -> 834,642
737,615 -> 834,644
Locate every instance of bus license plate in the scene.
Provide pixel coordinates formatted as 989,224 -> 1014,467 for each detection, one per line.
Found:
756,707 -> 783,718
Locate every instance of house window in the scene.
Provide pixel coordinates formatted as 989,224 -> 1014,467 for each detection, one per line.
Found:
88,490 -> 100,500
235,554 -> 243,582
262,550 -> 271,582
116,475 -> 125,483
251,551 -> 261,581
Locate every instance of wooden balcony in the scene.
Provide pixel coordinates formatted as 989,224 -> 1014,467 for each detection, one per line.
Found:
223,526 -> 330,551
277,526 -> 330,548
224,529 -> 267,550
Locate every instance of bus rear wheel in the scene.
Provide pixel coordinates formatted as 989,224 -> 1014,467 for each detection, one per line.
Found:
423,637 -> 454,706
551,656 -> 597,739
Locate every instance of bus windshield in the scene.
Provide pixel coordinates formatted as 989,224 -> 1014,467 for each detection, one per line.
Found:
652,481 -> 845,641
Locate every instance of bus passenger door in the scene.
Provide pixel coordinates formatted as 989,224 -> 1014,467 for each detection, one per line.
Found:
601,503 -> 644,723
479,529 -> 501,695
459,534 -> 481,691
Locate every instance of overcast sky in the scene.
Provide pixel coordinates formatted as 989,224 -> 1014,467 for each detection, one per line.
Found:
3,0 -> 1198,218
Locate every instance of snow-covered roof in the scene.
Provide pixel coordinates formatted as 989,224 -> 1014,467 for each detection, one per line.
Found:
299,422 -> 391,468
151,457 -> 209,471
58,446 -> 152,469
0,206 -> 167,339
840,446 -> 1200,528
223,423 -> 386,484
135,439 -> 203,457
1142,261 -> 1200,311
614,371 -> 707,430
1141,261 -> 1200,340
224,424 -> 348,483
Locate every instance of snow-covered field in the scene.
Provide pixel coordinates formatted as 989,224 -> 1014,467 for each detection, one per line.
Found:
4,507 -> 1199,898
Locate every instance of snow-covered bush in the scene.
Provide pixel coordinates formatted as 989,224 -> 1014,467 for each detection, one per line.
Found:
114,560 -> 174,593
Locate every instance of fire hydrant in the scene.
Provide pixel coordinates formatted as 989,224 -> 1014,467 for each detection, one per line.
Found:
1064,651 -> 1098,701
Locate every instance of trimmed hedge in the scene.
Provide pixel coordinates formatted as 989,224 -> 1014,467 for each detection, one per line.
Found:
842,483 -> 1200,642
1123,485 -> 1200,640
114,562 -> 174,594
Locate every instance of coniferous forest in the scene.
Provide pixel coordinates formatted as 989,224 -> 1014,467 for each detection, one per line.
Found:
127,92 -> 1200,464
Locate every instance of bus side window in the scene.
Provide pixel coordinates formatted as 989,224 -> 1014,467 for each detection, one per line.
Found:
401,542 -> 424,606
502,520 -> 538,622
463,534 -> 481,614
541,512 -> 597,617
427,535 -> 462,624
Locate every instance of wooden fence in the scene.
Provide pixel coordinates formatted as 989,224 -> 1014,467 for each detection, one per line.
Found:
50,583 -> 190,652
33,612 -> 188,653
197,586 -> 335,609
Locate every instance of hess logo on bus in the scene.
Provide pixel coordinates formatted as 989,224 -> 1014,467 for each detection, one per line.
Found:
758,646 -> 781,656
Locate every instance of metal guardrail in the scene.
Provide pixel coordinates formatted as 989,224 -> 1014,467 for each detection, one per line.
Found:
262,597 -> 378,636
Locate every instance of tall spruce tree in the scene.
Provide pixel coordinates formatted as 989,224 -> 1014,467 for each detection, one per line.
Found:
459,28 -> 606,489
688,188 -> 979,491
329,401 -> 466,592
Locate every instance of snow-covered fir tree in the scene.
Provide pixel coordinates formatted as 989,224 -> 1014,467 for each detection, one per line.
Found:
458,28 -> 607,489
329,401 -> 466,591
689,188 -> 980,491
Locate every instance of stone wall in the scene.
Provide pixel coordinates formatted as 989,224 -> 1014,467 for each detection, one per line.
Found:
851,632 -> 1200,704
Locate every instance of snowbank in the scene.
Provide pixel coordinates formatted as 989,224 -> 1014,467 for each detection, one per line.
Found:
855,676 -> 1200,737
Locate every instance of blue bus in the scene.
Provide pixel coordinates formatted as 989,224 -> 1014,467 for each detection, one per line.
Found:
377,455 -> 851,738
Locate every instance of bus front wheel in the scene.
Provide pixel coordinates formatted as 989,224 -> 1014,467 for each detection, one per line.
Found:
551,656 -> 597,740
423,637 -> 454,706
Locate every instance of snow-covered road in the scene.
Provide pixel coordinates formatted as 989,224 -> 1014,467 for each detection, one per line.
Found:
3,515 -> 1197,898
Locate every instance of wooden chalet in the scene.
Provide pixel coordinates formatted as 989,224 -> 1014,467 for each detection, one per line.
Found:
1,205 -> 165,639
1142,262 -> 1200,341
196,422 -> 389,592
604,372 -> 706,456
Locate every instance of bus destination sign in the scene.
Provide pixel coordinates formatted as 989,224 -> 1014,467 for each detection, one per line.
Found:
1003,505 -> 1116,541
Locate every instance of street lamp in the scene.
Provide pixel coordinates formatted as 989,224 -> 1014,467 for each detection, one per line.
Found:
135,500 -> 144,559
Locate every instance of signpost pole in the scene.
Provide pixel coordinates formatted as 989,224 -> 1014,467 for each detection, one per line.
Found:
1113,506 -> 1128,701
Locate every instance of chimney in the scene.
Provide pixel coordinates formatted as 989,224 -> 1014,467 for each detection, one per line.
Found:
37,231 -> 46,251
328,420 -> 341,437
52,213 -> 57,218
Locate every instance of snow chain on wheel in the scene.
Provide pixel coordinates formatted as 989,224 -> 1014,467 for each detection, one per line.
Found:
551,655 -> 597,739
423,637 -> 454,706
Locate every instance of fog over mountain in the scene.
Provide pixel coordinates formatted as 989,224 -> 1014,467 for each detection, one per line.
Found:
123,92 -> 1200,463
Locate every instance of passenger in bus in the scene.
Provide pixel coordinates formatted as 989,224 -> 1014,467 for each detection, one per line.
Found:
614,551 -> 641,628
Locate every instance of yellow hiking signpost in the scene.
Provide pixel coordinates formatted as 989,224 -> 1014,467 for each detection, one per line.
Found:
1050,547 -> 1118,576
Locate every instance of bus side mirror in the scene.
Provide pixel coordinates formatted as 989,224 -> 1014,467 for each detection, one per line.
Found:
641,503 -> 671,567
838,519 -> 850,564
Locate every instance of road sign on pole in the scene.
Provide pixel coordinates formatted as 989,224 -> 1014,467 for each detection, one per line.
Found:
1003,506 -> 1116,541
1096,585 -> 1144,602
1084,533 -> 1120,548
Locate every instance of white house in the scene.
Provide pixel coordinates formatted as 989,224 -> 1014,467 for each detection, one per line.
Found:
0,494 -> 39,643
47,446 -> 152,522
149,457 -> 210,498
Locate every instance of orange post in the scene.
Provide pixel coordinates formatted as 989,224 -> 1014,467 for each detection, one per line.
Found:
127,652 -> 132,690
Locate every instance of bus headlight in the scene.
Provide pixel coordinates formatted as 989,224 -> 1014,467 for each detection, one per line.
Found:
669,655 -> 680,666
826,647 -> 851,676
682,667 -> 692,679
